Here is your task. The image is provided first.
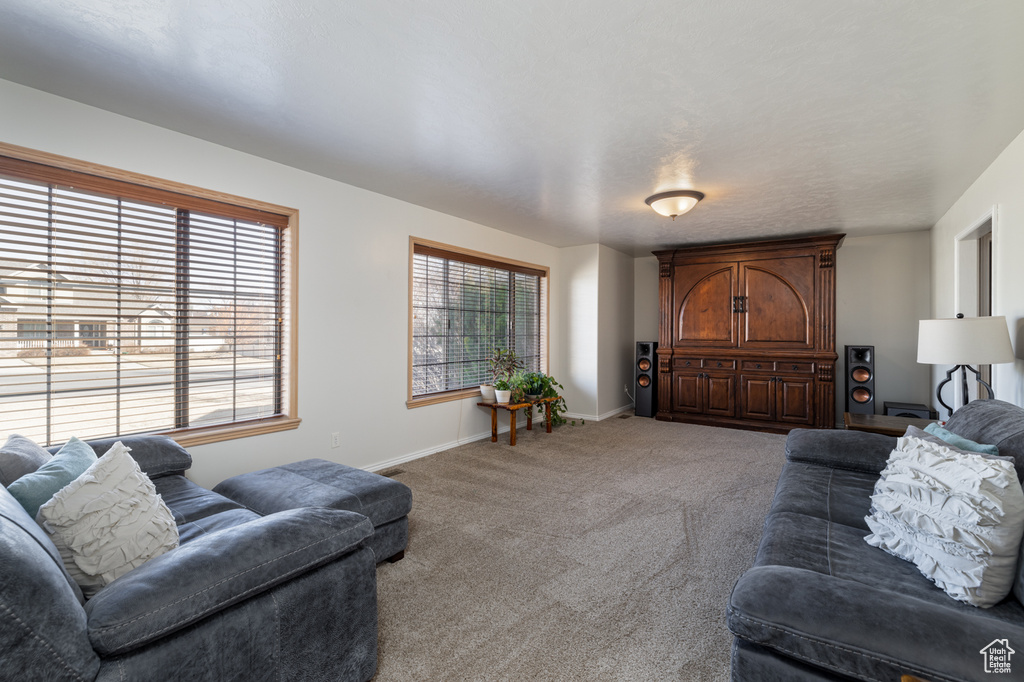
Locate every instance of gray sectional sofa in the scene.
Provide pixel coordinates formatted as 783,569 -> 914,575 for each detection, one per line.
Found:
727,399 -> 1024,681
1,435 -> 410,682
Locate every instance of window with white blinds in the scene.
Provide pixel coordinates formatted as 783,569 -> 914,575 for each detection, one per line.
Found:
0,152 -> 298,447
409,240 -> 547,405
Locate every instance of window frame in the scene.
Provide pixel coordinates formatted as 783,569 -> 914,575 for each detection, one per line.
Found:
0,142 -> 300,447
407,236 -> 549,408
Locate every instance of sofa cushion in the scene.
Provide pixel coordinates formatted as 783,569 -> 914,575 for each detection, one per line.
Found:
785,428 -> 897,474
864,435 -> 1024,608
154,474 -> 248,524
7,436 -> 97,518
0,433 -> 51,487
214,458 -> 413,528
767,461 -> 876,531
0,485 -> 99,680
944,399 -> 1024,480
38,441 -> 180,599
72,435 -> 193,479
177,508 -> 262,544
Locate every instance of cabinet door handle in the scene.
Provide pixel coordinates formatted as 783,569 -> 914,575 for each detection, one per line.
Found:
732,296 -> 741,313
792,364 -> 799,371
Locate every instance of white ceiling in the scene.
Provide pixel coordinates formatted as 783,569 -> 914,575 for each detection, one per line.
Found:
1,1 -> 1023,256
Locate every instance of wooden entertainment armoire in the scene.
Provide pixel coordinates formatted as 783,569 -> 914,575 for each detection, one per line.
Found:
654,234 -> 844,433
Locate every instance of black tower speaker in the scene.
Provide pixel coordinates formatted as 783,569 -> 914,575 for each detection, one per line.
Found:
635,341 -> 658,417
845,345 -> 875,415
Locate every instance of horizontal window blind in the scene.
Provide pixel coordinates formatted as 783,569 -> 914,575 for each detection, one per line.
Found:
410,242 -> 545,399
0,156 -> 289,446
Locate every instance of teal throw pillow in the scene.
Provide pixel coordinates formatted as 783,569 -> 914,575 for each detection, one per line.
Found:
6,436 -> 97,518
924,422 -> 1000,456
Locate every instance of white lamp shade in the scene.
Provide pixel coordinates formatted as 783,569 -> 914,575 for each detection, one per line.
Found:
645,190 -> 704,218
917,316 -> 1015,365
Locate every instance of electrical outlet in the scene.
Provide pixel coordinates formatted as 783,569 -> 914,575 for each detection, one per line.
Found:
331,432 -> 340,448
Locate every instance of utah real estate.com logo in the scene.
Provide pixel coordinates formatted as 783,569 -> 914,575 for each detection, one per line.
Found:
980,639 -> 1014,674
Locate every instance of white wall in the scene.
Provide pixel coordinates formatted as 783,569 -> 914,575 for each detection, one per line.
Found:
597,246 -> 634,418
634,256 -> 659,343
835,231 -> 932,421
0,79 -> 565,487
931,127 -> 1024,412
557,245 -> 599,418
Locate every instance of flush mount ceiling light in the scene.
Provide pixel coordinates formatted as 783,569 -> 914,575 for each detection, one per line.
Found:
645,190 -> 705,219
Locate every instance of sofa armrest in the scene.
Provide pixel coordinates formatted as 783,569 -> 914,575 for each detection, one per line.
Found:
85,507 -> 372,656
785,428 -> 896,474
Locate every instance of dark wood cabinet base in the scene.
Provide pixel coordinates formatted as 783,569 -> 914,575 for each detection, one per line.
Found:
657,410 -> 814,434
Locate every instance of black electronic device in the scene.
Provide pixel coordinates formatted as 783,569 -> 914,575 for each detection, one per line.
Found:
845,345 -> 875,415
635,341 -> 658,417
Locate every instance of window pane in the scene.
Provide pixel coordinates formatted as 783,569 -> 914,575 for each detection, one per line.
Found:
411,246 -> 545,398
0,161 -> 287,446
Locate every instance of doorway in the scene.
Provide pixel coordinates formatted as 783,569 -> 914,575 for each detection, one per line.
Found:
954,210 -> 995,406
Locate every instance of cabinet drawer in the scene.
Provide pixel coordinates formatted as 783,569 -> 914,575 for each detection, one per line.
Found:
674,358 -> 699,369
779,361 -> 815,374
701,358 -> 736,370
740,360 -> 773,372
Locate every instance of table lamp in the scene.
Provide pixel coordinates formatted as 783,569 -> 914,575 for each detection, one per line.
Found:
917,314 -> 1015,418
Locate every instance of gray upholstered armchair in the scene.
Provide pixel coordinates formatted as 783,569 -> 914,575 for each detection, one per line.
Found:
1,435 -> 379,681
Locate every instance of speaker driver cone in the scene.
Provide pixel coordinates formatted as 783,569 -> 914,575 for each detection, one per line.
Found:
637,358 -> 651,371
852,387 -> 872,403
851,366 -> 871,382
637,375 -> 651,388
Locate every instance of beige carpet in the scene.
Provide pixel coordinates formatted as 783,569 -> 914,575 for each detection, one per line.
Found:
373,416 -> 786,681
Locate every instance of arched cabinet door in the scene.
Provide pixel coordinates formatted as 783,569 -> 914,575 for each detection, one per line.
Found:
740,256 -> 815,350
673,262 -> 738,348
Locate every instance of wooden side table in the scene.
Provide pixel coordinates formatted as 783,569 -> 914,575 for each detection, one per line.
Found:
477,397 -> 556,446
843,412 -> 935,436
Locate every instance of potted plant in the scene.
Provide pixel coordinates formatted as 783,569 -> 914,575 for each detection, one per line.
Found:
493,377 -> 512,404
515,372 -> 578,427
523,371 -> 545,400
506,370 -> 531,405
482,348 -> 521,403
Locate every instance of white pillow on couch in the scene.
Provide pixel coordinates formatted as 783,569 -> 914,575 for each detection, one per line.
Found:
37,441 -> 179,598
864,435 -> 1024,608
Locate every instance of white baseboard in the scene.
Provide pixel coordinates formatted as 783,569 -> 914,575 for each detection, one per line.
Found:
563,403 -> 634,422
365,403 -> 635,473
365,427 -> 507,472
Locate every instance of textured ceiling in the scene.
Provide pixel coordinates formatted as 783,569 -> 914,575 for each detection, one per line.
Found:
1,1 -> 1023,255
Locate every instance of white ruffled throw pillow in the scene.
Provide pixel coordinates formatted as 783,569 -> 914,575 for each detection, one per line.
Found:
37,441 -> 179,598
865,435 -> 1024,608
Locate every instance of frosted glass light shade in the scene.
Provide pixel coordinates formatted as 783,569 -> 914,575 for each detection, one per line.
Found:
917,316 -> 1015,365
645,190 -> 704,218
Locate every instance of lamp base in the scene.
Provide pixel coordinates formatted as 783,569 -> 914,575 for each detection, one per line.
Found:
935,364 -> 995,418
